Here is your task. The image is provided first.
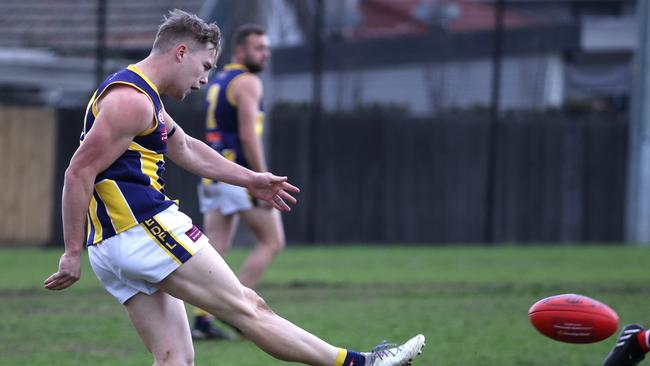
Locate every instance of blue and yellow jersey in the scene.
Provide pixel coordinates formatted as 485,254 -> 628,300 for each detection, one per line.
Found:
204,63 -> 264,174
82,64 -> 175,246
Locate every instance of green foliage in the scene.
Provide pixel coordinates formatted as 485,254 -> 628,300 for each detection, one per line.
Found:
2,245 -> 650,365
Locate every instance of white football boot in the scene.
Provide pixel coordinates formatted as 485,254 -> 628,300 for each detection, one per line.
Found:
365,334 -> 426,366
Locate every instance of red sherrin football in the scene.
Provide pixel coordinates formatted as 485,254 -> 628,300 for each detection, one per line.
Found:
528,293 -> 619,344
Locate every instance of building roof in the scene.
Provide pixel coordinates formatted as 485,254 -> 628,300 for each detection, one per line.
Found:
0,0 -> 205,106
0,0 -> 204,56
352,0 -> 543,39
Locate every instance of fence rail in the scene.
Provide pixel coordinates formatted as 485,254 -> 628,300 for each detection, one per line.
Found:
51,106 -> 629,245
270,107 -> 628,244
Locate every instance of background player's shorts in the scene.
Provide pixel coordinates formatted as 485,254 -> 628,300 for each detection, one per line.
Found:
88,204 -> 208,304
197,181 -> 254,215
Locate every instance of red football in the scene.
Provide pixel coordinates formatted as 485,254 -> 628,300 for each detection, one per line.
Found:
528,293 -> 619,344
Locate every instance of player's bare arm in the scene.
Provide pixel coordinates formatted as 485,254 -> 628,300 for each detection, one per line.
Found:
44,86 -> 154,291
233,74 -> 267,173
165,110 -> 298,211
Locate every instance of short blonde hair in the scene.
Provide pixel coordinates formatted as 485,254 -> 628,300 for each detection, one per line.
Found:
152,9 -> 221,54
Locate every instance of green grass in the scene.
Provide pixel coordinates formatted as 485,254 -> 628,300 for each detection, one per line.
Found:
2,245 -> 650,365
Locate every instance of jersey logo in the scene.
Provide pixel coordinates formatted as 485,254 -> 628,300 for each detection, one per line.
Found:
185,225 -> 203,242
158,110 -> 165,125
158,110 -> 168,141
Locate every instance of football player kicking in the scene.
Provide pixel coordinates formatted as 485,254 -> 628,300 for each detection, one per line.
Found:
44,8 -> 426,366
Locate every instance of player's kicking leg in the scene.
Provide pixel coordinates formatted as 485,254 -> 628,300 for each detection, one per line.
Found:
158,244 -> 425,366
604,324 -> 648,366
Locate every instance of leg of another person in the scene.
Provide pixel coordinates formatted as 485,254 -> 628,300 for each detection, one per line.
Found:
203,210 -> 239,255
238,207 -> 285,288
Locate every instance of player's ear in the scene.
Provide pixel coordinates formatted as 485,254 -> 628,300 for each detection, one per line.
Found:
175,44 -> 188,62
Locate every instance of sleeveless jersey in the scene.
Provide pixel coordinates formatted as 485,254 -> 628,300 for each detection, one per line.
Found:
204,64 -> 264,175
82,64 -> 175,246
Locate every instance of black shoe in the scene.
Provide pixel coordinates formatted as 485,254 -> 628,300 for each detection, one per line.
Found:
604,324 -> 647,366
191,316 -> 233,341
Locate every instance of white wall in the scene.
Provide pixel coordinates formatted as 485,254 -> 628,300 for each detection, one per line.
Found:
582,15 -> 637,52
269,54 -> 565,115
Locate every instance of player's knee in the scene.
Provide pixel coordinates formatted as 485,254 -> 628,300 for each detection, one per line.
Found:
224,287 -> 275,337
228,287 -> 266,320
243,287 -> 274,317
264,236 -> 285,255
153,347 -> 194,366
275,237 -> 286,252
254,293 -> 273,314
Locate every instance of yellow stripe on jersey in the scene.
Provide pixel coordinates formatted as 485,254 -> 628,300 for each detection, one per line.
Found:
206,83 -> 221,130
222,148 -> 236,162
129,141 -> 164,192
127,64 -> 160,95
89,80 -> 159,137
256,112 -> 264,136
95,179 -> 138,232
226,73 -> 251,107
126,65 -> 163,136
223,63 -> 248,71
88,194 -> 103,244
82,91 -> 97,141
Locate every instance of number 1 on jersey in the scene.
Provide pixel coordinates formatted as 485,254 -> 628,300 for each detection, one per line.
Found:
206,84 -> 220,129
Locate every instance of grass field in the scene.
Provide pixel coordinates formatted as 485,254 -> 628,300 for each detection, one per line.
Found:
2,245 -> 650,365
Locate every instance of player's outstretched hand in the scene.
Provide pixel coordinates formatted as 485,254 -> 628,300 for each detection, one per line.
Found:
247,172 -> 300,211
44,252 -> 82,291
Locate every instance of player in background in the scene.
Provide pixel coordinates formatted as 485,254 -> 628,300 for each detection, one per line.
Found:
604,324 -> 648,365
192,24 -> 283,340
43,9 -> 425,366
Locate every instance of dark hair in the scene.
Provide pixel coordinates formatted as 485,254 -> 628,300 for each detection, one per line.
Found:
152,9 -> 221,54
232,24 -> 266,51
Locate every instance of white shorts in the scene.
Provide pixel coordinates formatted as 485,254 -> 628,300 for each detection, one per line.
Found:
88,205 -> 208,304
197,181 -> 254,215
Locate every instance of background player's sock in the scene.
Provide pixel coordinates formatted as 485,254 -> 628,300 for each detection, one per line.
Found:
194,307 -> 211,318
193,307 -> 212,329
194,315 -> 211,329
